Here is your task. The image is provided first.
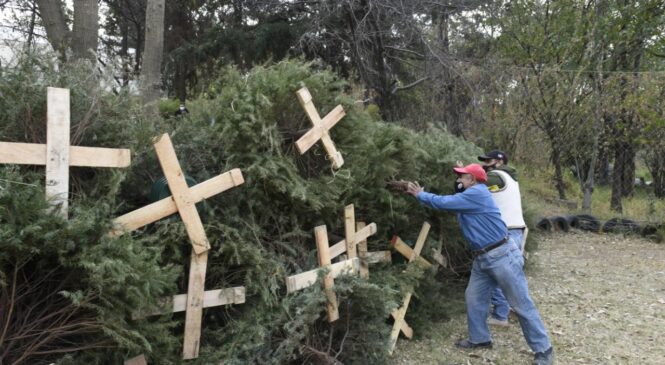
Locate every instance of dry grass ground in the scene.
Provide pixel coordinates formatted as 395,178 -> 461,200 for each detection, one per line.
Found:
392,231 -> 665,365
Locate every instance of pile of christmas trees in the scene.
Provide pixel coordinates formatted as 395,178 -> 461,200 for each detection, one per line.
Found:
0,57 -> 481,364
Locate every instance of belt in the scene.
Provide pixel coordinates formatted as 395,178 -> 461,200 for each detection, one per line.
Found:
472,237 -> 508,257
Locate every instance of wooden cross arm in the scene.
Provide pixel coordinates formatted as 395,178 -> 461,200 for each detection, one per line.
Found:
328,223 -> 377,259
0,142 -> 131,168
109,169 -> 244,236
294,105 -> 345,154
285,257 -> 360,293
133,287 -> 246,319
365,250 -> 392,264
390,310 -> 414,339
391,236 -> 432,269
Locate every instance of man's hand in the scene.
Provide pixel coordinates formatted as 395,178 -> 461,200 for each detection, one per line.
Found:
406,181 -> 423,196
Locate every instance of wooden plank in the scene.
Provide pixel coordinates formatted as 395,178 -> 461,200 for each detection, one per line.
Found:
109,169 -> 244,236
134,287 -> 245,318
45,87 -> 70,218
366,250 -> 392,264
328,223 -> 377,260
391,236 -> 432,268
315,225 -> 339,322
285,258 -> 359,293
124,354 -> 147,365
344,205 -> 357,259
389,292 -> 412,354
411,222 -> 431,261
390,309 -> 414,339
431,248 -> 447,268
319,133 -> 344,169
0,142 -> 130,167
356,222 -> 369,278
182,250 -> 208,360
154,134 -> 210,254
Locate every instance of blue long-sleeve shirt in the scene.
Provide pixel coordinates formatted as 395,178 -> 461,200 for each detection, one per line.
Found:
416,184 -> 507,250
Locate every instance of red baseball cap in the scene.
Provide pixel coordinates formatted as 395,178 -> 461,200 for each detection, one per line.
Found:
453,163 -> 487,183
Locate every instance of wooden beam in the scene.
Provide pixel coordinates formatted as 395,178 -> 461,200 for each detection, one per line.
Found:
345,205 -> 357,259
294,87 -> 345,169
365,250 -> 392,264
391,236 -> 432,269
357,221 -> 369,278
182,250 -> 207,360
45,87 -> 70,217
412,222 -> 430,261
389,292 -> 413,353
109,169 -> 243,236
328,223 -> 377,260
0,142 -> 131,167
154,133 -> 210,255
124,354 -> 147,365
315,225 -> 339,322
285,258 -> 359,293
135,287 -> 245,318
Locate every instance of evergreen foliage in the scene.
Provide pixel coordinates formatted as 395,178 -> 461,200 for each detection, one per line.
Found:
1,55 -> 481,364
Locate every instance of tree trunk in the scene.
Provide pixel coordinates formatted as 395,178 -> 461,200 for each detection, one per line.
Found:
71,0 -> 98,61
140,0 -> 165,109
552,146 -> 567,200
36,0 -> 70,59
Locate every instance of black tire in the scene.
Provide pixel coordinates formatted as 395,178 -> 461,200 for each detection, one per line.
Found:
550,216 -> 571,232
575,214 -> 601,232
565,215 -> 580,229
602,218 -> 641,234
641,224 -> 660,237
536,218 -> 553,231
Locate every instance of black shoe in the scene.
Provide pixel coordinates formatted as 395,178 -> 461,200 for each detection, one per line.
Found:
533,347 -> 554,365
454,339 -> 493,349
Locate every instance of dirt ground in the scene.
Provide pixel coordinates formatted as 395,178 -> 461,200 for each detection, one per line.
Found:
392,231 -> 665,365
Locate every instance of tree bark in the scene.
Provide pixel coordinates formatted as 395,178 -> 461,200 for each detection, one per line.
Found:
140,0 -> 166,109
36,0 -> 70,59
71,0 -> 98,61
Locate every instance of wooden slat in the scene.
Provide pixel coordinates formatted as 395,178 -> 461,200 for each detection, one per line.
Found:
134,287 -> 245,318
390,309 -> 414,339
431,248 -> 447,268
344,205 -> 357,259
154,134 -> 210,254
182,250 -> 207,360
411,222 -> 431,261
356,222 -> 369,278
285,258 -> 359,293
109,169 -> 244,236
391,236 -> 432,268
389,292 -> 413,354
328,223 -> 377,260
124,354 -> 147,365
315,225 -> 339,322
0,142 -> 131,167
319,133 -> 344,169
45,87 -> 70,218
295,106 -> 345,154
366,250 -> 392,264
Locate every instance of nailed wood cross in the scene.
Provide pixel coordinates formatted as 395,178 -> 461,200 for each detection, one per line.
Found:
285,204 -> 377,322
388,222 -> 431,354
0,87 -> 130,218
110,133 -> 245,360
294,87 -> 346,169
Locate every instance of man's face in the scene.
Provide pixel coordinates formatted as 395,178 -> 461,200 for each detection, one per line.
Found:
481,158 -> 499,171
456,173 -> 476,189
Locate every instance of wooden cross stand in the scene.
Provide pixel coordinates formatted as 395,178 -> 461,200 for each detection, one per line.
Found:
388,222 -> 431,354
295,87 -> 346,169
285,204 -> 377,322
110,134 -> 245,360
0,87 -> 130,217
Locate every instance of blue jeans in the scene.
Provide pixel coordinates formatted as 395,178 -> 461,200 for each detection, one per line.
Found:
491,229 -> 524,321
465,239 -> 551,353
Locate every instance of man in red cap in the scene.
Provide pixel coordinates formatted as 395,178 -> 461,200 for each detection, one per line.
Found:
404,163 -> 553,365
